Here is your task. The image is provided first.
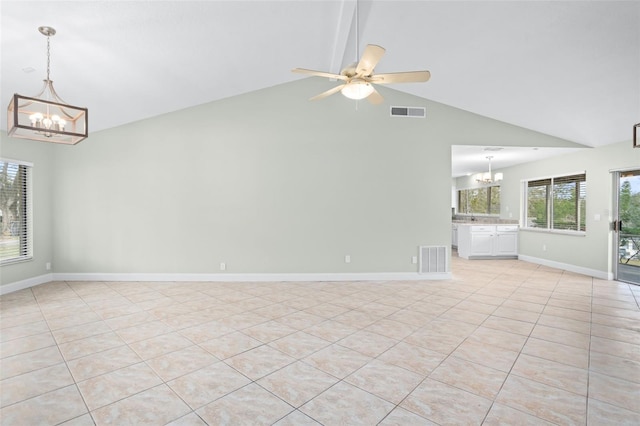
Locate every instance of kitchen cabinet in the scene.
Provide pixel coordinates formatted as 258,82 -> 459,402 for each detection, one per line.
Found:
457,224 -> 518,259
494,225 -> 518,256
451,224 -> 458,248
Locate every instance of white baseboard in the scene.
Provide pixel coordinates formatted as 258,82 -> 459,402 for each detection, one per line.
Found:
517,255 -> 612,280
0,273 -> 53,296
1,258 -> 618,295
0,271 -> 452,295
53,271 -> 452,282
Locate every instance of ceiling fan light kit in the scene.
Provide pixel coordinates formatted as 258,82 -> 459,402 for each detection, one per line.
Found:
7,26 -> 88,145
340,79 -> 374,100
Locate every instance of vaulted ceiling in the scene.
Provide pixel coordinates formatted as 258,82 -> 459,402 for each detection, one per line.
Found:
2,1 -> 638,173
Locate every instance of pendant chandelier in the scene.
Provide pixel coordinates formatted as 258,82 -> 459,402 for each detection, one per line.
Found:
476,156 -> 503,184
7,26 -> 88,145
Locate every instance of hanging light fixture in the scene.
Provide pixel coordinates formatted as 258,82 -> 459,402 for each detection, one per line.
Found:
476,156 -> 503,184
7,26 -> 88,145
341,79 -> 375,100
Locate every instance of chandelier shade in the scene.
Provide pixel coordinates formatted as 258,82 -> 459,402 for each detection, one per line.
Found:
340,80 -> 375,100
6,26 -> 88,145
7,92 -> 88,145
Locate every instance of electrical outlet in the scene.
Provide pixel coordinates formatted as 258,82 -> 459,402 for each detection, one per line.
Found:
220,262 -> 226,271
542,244 -> 547,252
412,256 -> 418,264
45,262 -> 51,270
345,255 -> 351,264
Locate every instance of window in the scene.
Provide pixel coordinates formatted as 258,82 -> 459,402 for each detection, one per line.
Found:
0,159 -> 32,264
458,186 -> 500,215
524,173 -> 586,232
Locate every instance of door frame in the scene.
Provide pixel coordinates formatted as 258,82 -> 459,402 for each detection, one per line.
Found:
612,167 -> 640,285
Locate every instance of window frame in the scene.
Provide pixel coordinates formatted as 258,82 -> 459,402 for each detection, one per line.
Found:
457,185 -> 501,216
521,171 -> 586,235
0,158 -> 33,265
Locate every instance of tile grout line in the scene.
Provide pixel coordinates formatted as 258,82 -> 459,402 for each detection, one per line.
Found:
2,267 -> 639,425
43,282 -> 95,425
585,275 -> 595,426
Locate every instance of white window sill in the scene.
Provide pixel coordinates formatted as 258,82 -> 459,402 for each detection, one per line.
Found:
1,256 -> 33,267
520,228 -> 586,237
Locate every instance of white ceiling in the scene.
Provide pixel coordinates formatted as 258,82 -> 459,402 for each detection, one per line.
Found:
451,145 -> 582,178
1,1 -> 639,175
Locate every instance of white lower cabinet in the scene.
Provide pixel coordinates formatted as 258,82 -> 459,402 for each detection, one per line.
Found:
469,230 -> 494,256
495,227 -> 518,256
451,224 -> 458,248
457,224 -> 518,259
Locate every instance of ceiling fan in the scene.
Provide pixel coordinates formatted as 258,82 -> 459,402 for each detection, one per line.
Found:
292,44 -> 431,104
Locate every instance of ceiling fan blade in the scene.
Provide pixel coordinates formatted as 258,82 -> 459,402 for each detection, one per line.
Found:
309,84 -> 346,101
292,68 -> 348,80
371,70 -> 431,84
356,44 -> 386,76
367,87 -> 384,105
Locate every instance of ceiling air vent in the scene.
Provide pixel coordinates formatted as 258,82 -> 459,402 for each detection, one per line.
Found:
390,106 -> 426,118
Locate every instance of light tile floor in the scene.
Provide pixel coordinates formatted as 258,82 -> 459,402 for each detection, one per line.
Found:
1,257 -> 640,425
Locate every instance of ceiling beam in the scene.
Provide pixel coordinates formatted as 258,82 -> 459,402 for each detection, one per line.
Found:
329,0 -> 356,74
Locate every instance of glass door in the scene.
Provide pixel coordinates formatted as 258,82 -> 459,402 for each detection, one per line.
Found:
614,170 -> 640,285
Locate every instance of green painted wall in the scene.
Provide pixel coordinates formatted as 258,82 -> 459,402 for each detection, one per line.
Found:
1,78 -> 584,286
503,141 -> 638,275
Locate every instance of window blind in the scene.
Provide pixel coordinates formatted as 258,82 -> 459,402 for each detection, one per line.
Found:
552,174 -> 586,231
524,172 -> 586,232
0,160 -> 32,263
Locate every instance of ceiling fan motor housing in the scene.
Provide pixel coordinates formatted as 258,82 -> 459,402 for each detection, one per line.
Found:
341,63 -> 360,78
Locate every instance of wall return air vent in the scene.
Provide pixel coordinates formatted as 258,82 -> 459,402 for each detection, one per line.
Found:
419,245 -> 448,273
390,106 -> 426,118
